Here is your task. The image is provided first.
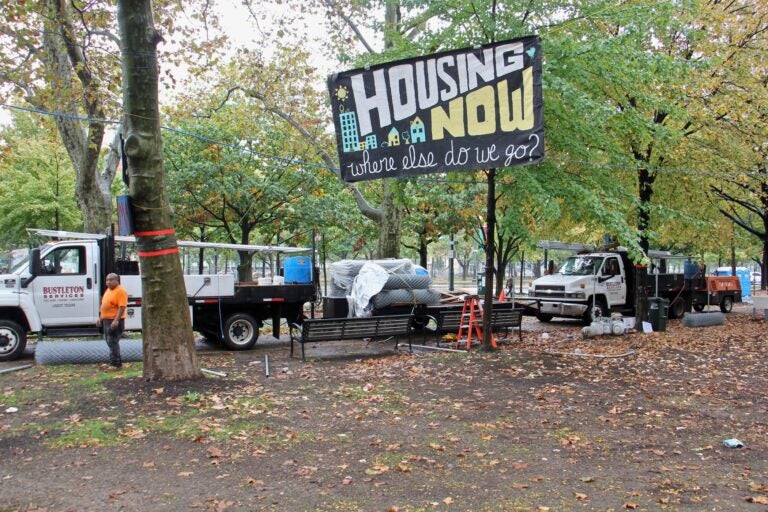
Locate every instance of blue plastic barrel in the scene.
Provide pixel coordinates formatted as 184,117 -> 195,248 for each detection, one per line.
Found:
284,256 -> 312,284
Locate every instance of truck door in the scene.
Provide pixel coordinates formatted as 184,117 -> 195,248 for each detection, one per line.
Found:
601,257 -> 626,307
29,245 -> 99,326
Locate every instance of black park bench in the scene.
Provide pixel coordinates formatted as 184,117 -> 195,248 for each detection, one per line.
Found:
488,307 -> 524,341
425,306 -> 523,342
289,314 -> 414,361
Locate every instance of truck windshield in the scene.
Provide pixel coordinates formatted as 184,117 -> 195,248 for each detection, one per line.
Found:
559,256 -> 604,276
9,252 -> 30,274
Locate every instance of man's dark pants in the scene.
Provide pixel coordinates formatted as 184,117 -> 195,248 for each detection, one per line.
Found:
102,319 -> 124,367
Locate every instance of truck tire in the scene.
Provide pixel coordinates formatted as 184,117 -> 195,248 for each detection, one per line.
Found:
692,303 -> 705,312
719,296 -> 733,313
536,312 -> 554,323
222,313 -> 259,350
668,298 -> 686,319
0,320 -> 27,362
582,298 -> 607,325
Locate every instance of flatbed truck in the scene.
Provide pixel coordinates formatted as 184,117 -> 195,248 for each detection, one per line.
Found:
0,230 -> 317,361
527,249 -> 741,324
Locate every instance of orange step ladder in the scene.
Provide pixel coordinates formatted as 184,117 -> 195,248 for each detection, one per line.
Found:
456,295 -> 497,350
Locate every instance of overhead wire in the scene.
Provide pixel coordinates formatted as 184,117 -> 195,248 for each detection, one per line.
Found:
1,102 -> 763,184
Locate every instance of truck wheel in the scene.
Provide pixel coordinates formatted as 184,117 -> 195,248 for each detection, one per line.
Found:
536,313 -> 554,323
692,303 -> 705,312
668,298 -> 686,319
719,296 -> 733,313
582,298 -> 607,325
222,313 -> 259,350
0,320 -> 27,362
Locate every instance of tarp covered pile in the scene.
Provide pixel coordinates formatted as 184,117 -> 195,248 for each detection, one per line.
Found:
329,259 -> 440,317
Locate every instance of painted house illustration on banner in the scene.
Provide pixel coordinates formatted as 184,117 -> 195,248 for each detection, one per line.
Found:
410,117 -> 425,143
388,127 -> 400,146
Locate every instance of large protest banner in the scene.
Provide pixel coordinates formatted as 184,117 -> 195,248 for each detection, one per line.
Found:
328,36 -> 543,183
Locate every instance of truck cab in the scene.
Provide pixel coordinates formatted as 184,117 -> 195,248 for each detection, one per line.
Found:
0,239 -> 109,361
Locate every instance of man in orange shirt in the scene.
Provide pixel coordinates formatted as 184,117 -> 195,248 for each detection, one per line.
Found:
98,273 -> 128,370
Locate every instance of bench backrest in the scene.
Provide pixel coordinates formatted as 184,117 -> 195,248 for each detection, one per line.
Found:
436,310 -> 464,332
302,315 -> 412,342
489,308 -> 522,327
431,307 -> 522,333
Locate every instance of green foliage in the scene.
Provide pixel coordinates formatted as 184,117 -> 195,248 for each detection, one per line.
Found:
0,113 -> 82,244
163,45 -> 369,267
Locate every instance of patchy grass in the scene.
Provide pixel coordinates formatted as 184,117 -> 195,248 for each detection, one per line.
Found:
46,418 -> 121,448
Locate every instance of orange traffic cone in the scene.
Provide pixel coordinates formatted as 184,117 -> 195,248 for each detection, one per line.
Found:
498,289 -> 505,302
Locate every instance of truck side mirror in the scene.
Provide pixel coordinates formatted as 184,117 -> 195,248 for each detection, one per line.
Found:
21,248 -> 42,288
30,248 -> 42,277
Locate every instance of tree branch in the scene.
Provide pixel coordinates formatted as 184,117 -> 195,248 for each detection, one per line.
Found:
322,0 -> 376,54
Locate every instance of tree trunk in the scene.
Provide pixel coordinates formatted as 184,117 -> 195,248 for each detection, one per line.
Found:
494,262 -> 507,297
376,1 -> 402,259
238,250 -> 254,282
378,182 -> 401,258
117,0 -> 201,381
41,0 -> 113,232
637,167 -> 656,255
237,224 -> 255,282
418,237 -> 428,268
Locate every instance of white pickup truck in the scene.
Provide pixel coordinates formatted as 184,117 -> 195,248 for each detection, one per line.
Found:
0,230 -> 316,361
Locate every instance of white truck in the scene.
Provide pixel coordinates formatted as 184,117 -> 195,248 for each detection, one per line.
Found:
0,230 -> 317,361
527,249 -> 741,324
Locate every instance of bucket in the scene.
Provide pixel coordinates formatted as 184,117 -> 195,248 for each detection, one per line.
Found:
284,256 -> 312,284
272,275 -> 284,285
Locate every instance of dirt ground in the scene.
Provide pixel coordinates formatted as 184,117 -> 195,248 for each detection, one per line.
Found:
1,310 -> 767,511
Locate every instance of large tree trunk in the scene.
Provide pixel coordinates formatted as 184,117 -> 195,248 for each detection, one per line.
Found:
378,183 -> 401,258
237,251 -> 254,283
637,166 -> 656,255
41,0 -> 113,232
417,237 -> 428,269
118,0 -> 201,381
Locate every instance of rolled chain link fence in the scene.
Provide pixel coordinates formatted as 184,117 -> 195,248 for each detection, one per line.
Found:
35,339 -> 144,366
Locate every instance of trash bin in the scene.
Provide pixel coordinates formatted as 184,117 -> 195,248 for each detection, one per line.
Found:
646,297 -> 669,332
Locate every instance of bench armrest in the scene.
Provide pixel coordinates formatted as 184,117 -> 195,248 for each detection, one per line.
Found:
289,322 -> 303,341
423,314 -> 439,332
